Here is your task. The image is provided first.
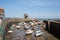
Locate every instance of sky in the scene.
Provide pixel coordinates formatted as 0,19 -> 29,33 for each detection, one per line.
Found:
0,0 -> 60,18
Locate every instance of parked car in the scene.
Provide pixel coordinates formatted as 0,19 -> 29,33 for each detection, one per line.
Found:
16,25 -> 21,29
26,29 -> 33,34
33,27 -> 43,36
10,27 -> 14,30
8,30 -> 13,33
31,22 -> 34,26
35,30 -> 43,36
18,22 -> 22,26
38,21 -> 43,25
24,25 -> 30,30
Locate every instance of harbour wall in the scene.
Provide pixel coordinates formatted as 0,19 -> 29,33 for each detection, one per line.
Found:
44,20 -> 60,39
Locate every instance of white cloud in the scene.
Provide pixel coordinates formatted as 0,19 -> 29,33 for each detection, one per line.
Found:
22,0 -> 60,6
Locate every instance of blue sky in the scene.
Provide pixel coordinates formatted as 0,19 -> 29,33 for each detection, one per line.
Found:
0,0 -> 60,18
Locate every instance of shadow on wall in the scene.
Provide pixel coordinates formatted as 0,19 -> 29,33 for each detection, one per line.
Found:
50,22 -> 60,39
43,20 -> 60,39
